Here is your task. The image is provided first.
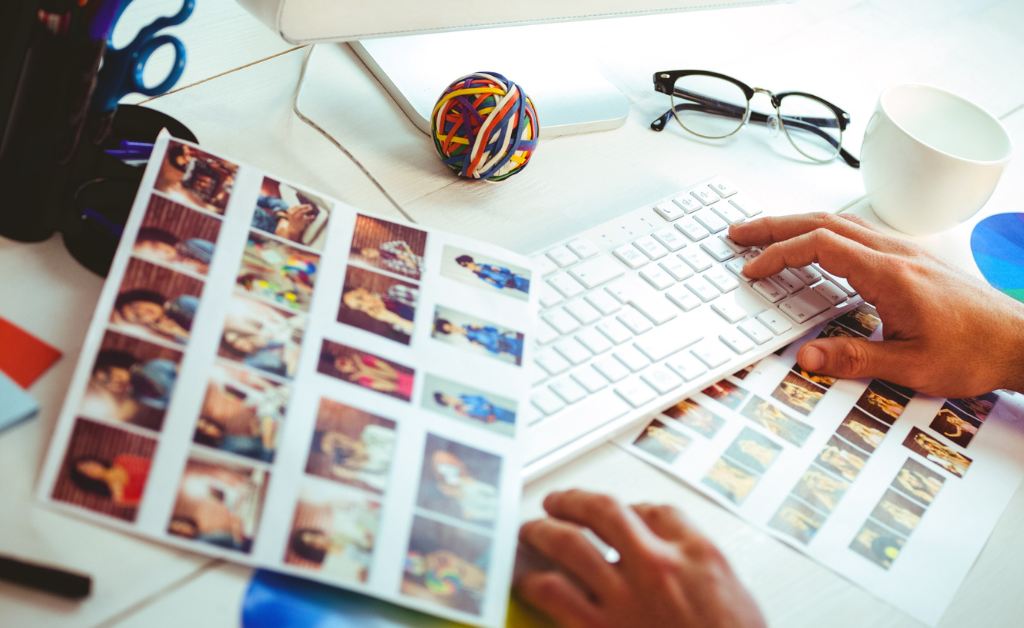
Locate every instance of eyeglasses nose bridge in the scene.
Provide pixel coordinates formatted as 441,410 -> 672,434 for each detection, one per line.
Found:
752,87 -> 780,108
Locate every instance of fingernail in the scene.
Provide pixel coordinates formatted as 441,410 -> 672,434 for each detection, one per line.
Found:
801,345 -> 826,371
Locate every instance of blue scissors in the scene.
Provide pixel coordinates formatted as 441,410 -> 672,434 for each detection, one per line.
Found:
91,0 -> 195,115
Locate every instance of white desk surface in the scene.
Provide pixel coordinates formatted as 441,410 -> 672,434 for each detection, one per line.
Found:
2,0 -> 1024,626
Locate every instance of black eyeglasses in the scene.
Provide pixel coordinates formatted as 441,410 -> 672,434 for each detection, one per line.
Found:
651,70 -> 860,168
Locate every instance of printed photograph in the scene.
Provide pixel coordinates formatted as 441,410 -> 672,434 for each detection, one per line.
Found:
417,434 -> 502,528
167,454 -> 269,554
439,245 -> 531,300
870,489 -> 925,537
194,362 -> 290,463
739,396 -> 813,447
877,379 -> 916,399
891,458 -> 945,506
219,294 -> 306,379
252,177 -> 332,250
929,402 -> 982,448
317,340 -> 415,402
817,321 -> 857,340
732,361 -> 758,380
338,266 -> 419,346
771,371 -> 827,416
155,140 -> 237,215
814,435 -> 869,482
767,496 -> 827,545
850,519 -> 905,570
51,418 -> 156,522
661,398 -> 725,438
791,465 -> 850,514
791,365 -> 837,388
835,407 -> 890,454
402,515 -> 491,616
855,380 -> 911,425
832,302 -> 882,338
109,257 -> 204,346
421,373 -> 517,437
723,427 -> 783,475
432,306 -> 524,366
305,398 -> 397,495
903,427 -> 973,478
632,418 -> 692,464
133,195 -> 220,276
947,392 -> 999,422
283,481 -> 381,583
236,232 -> 320,312
701,457 -> 759,505
350,214 -> 427,281
702,379 -> 749,411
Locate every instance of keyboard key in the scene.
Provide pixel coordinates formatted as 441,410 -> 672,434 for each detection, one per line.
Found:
822,272 -> 857,296
537,256 -> 559,276
719,234 -> 750,254
614,346 -> 650,372
792,265 -> 821,285
711,202 -> 745,225
665,354 -> 708,381
576,327 -> 613,354
691,340 -> 732,368
634,235 -> 669,260
536,349 -> 571,375
572,366 -> 609,393
666,285 -> 702,311
585,290 -> 621,315
705,268 -> 739,293
720,328 -> 755,354
594,356 -> 630,382
554,338 -> 592,365
771,269 -> 803,293
700,238 -> 735,262
725,258 -> 754,282
633,325 -> 703,362
548,273 -> 586,298
685,277 -> 719,302
652,227 -> 687,251
642,367 -> 683,394
660,256 -> 694,281
738,319 -> 774,345
756,310 -> 793,335
565,300 -> 602,325
693,209 -> 728,233
605,278 -> 637,304
613,245 -> 648,269
708,177 -> 738,198
741,249 -> 762,261
615,378 -> 659,408
543,309 -> 581,334
679,249 -> 713,272
529,363 -> 548,386
813,279 -> 848,305
673,194 -> 703,213
597,319 -> 633,345
546,246 -> 578,268
550,378 -> 588,404
531,388 -> 566,415
690,186 -> 718,205
712,297 -> 747,323
630,292 -> 679,325
653,202 -> 685,221
536,320 -> 559,345
617,307 -> 654,335
640,266 -> 675,290
568,255 -> 626,289
566,238 -> 599,259
752,278 -> 786,303
728,195 -> 763,217
676,218 -> 710,241
539,283 -> 564,308
778,290 -> 831,323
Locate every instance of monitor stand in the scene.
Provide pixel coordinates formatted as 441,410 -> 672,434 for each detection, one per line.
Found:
352,25 -> 630,138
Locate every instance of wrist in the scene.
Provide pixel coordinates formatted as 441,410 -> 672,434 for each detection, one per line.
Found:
997,298 -> 1024,394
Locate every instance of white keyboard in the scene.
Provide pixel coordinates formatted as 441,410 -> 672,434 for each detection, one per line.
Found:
522,175 -> 861,480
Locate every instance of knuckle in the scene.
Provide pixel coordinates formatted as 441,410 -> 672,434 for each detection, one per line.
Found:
686,535 -> 726,564
840,340 -> 872,376
839,213 -> 870,229
524,572 -> 564,599
585,494 -> 622,519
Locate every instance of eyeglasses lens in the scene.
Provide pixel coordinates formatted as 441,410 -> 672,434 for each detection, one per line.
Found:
670,75 -> 748,139
778,95 -> 842,162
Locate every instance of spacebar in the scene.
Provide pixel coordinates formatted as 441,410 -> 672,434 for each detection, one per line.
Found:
634,325 -> 703,362
526,389 -> 631,463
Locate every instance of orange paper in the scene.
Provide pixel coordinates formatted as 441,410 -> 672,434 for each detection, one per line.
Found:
0,318 -> 62,388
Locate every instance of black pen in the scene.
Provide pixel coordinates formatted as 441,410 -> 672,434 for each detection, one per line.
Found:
0,555 -> 92,599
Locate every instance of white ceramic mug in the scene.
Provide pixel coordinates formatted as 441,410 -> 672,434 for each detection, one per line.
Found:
860,84 -> 1013,236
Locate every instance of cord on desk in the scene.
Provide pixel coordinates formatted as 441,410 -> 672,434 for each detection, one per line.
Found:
291,46 -> 416,224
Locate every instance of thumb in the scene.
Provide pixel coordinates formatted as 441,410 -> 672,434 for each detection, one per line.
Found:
797,337 -> 915,383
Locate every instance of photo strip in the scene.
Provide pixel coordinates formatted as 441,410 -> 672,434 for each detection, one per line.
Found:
739,395 -> 813,447
929,402 -> 981,448
421,373 -> 517,437
768,496 -> 827,545
439,245 -> 531,301
890,458 -> 946,506
252,177 -> 332,251
402,515 -> 491,616
902,427 -> 973,478
155,140 -> 237,215
305,398 -> 397,495
869,489 -> 925,537
855,380 -> 911,425
661,398 -> 725,439
236,231 -> 320,312
317,340 -> 415,402
219,293 -> 306,379
51,418 -> 156,522
849,519 -> 905,570
947,393 -> 998,422
133,195 -> 220,277
723,427 -> 783,475
416,434 -> 502,529
631,418 -> 693,464
835,407 -> 890,454
338,266 -> 419,346
791,465 -> 850,514
831,302 -> 882,338
771,371 -> 827,416
701,457 -> 759,505
431,306 -> 524,366
109,257 -> 204,347
814,435 -> 868,482
702,379 -> 749,411
80,331 -> 182,432
350,214 -> 427,281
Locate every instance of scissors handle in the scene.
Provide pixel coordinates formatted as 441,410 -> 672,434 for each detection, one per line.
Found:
131,35 -> 186,97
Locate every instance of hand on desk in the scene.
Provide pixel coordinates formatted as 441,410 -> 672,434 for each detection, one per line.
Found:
731,213 -> 1024,398
515,490 -> 765,628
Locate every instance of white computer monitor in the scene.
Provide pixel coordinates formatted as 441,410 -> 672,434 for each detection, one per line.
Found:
237,0 -> 789,134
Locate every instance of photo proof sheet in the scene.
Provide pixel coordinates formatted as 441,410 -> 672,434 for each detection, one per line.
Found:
37,132 -> 536,628
618,305 -> 1024,626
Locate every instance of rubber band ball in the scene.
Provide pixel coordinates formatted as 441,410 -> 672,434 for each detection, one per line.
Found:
431,71 -> 539,182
